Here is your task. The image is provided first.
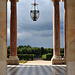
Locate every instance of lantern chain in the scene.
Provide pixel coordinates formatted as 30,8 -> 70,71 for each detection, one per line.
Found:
34,0 -> 36,4
34,0 -> 36,10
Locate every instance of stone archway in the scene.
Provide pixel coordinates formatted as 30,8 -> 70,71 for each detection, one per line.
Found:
7,0 -> 64,65
0,0 -> 75,75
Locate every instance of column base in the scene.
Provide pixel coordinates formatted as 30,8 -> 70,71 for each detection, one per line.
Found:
51,56 -> 62,65
62,57 -> 66,64
7,56 -> 19,65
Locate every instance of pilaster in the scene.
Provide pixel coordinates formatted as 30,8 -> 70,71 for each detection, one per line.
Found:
0,0 -> 7,74
66,0 -> 75,75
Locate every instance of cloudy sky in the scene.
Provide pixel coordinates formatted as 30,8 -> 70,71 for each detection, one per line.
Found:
7,0 -> 64,48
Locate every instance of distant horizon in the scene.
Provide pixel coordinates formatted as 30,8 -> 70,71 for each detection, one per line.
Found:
7,45 -> 64,48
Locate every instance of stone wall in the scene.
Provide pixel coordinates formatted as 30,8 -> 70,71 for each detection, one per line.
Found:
66,0 -> 75,75
0,0 -> 7,75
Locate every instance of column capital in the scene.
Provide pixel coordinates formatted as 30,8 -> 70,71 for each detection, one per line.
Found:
10,0 -> 19,2
51,0 -> 60,2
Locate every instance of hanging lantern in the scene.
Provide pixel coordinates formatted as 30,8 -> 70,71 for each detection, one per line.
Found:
30,0 -> 39,21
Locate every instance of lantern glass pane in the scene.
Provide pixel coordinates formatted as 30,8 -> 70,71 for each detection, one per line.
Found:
30,10 -> 39,21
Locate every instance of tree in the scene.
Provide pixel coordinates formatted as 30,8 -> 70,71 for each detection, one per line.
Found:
17,45 -> 24,49
7,46 -> 10,54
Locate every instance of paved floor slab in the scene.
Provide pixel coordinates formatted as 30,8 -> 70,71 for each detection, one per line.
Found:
21,60 -> 52,65
7,64 -> 66,75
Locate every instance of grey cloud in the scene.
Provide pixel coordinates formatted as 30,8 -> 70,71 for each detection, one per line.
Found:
7,0 -> 64,48
17,22 -> 53,32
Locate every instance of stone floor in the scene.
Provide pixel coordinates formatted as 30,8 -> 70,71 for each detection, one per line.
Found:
22,60 -> 52,65
7,65 -> 66,75
7,60 -> 66,75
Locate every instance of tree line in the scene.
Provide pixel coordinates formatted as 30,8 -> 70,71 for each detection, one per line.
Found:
7,45 -> 64,58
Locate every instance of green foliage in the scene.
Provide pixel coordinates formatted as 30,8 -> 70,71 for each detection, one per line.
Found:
17,45 -> 53,58
7,46 -> 10,54
18,54 -> 34,60
7,45 -> 64,59
7,54 -> 34,60
60,53 -> 64,58
20,60 -> 27,63
60,48 -> 64,53
42,53 -> 53,60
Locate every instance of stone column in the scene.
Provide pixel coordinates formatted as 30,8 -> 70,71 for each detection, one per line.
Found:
0,0 -> 7,74
7,0 -> 19,65
64,0 -> 66,59
51,0 -> 62,65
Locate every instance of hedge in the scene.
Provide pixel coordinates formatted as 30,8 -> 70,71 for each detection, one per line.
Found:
60,53 -> 64,58
42,53 -> 53,60
42,53 -> 64,60
7,54 -> 34,60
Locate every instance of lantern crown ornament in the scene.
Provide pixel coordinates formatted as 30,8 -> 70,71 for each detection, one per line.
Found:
30,0 -> 39,21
